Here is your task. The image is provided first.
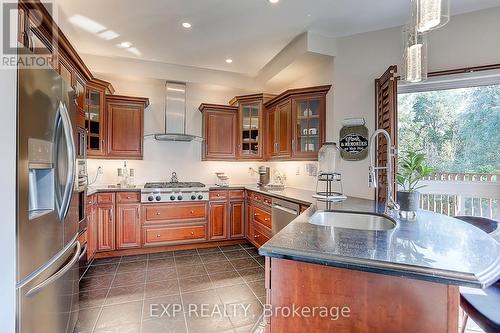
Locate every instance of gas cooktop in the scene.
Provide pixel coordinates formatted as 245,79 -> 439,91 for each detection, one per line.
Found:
141,182 -> 208,203
143,182 -> 206,189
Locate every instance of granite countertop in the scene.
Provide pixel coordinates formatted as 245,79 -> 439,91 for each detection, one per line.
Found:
259,197 -> 500,288
87,186 -> 142,195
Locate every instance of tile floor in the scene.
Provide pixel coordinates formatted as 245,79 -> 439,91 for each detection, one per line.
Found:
75,243 -> 265,333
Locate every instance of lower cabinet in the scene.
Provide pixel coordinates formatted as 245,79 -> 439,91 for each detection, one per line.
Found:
246,191 -> 273,248
229,200 -> 245,239
209,201 -> 228,240
97,203 -> 115,252
143,225 -> 207,246
86,195 -> 97,261
116,203 -> 141,249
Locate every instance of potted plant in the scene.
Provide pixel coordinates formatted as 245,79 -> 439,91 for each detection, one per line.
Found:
396,150 -> 433,214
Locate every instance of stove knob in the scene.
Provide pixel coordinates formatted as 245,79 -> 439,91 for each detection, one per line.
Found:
148,196 -> 154,202
170,195 -> 176,201
191,195 -> 196,200
155,196 -> 161,201
198,195 -> 204,200
178,195 -> 183,200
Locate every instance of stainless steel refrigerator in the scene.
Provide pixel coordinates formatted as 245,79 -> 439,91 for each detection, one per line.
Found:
16,48 -> 80,333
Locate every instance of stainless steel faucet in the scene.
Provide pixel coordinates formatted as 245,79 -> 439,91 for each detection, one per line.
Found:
368,129 -> 399,214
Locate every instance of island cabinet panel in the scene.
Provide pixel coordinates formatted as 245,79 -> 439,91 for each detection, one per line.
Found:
116,203 -> 141,249
199,104 -> 238,160
266,258 -> 459,333
96,203 -> 115,252
106,95 -> 148,159
209,201 -> 228,240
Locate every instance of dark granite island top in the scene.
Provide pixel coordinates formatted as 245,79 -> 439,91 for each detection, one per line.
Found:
259,196 -> 500,289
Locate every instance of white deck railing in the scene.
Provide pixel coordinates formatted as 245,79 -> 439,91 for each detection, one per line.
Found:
418,172 -> 500,221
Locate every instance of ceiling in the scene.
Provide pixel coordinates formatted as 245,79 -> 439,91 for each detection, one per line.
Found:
53,0 -> 500,75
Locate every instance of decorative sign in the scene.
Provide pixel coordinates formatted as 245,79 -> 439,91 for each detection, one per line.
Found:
339,118 -> 369,161
340,133 -> 369,153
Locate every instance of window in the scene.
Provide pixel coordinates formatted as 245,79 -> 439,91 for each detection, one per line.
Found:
397,71 -> 500,219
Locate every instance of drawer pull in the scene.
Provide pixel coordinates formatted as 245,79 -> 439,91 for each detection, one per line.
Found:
156,234 -> 161,238
156,212 -> 161,215
190,232 -> 194,235
216,193 -> 220,197
254,213 -> 259,217
126,196 -> 131,199
190,210 -> 195,214
264,218 -> 270,222
254,234 -> 260,239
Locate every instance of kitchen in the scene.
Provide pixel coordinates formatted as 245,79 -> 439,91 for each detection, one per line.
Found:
1,1 -> 500,333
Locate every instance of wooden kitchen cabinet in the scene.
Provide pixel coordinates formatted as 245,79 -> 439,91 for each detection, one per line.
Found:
267,100 -> 292,159
209,200 -> 228,240
96,193 -> 116,252
85,80 -> 107,157
86,194 -> 97,261
229,200 -> 245,239
116,201 -> 141,249
229,94 -> 276,160
264,85 -> 331,160
199,104 -> 238,160
106,95 -> 149,159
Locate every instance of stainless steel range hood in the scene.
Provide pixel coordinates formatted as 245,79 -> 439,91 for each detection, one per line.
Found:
153,81 -> 202,142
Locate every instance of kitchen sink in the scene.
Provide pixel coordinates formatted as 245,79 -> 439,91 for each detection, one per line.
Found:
309,211 -> 397,231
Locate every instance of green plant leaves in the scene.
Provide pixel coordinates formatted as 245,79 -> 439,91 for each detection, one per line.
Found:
397,149 -> 433,191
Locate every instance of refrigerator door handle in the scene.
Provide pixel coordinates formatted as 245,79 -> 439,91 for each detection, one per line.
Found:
57,101 -> 76,220
25,241 -> 80,297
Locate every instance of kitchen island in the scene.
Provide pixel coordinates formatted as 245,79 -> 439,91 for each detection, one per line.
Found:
259,197 -> 500,333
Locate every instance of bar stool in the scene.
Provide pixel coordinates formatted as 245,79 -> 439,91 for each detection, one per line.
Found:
454,216 -> 500,333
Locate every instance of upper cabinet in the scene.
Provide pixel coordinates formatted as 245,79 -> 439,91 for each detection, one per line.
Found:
229,94 -> 276,160
264,85 -> 331,160
106,95 -> 149,159
199,85 -> 331,161
199,104 -> 238,161
85,79 -> 114,157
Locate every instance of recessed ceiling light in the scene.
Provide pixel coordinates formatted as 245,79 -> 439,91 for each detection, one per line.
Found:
225,58 -> 233,64
182,22 -> 192,28
98,30 -> 119,41
68,14 -> 106,34
117,41 -> 132,48
269,0 -> 279,3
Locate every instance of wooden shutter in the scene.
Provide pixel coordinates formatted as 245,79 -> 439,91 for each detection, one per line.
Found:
374,66 -> 398,204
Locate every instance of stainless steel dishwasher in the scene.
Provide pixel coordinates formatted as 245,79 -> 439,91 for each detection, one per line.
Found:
272,198 -> 300,234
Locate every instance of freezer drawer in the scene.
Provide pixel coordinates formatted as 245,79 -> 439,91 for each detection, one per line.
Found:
18,240 -> 80,333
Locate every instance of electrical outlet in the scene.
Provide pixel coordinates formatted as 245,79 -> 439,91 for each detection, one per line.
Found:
305,163 -> 317,177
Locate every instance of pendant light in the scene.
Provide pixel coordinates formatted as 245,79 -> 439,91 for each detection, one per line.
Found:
402,26 -> 428,83
411,0 -> 450,33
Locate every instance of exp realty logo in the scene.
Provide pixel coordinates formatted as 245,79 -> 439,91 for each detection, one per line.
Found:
1,1 -> 58,69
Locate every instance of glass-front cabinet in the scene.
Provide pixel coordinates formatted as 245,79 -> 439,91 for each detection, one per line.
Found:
240,102 -> 261,157
292,96 -> 324,157
85,84 -> 105,157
